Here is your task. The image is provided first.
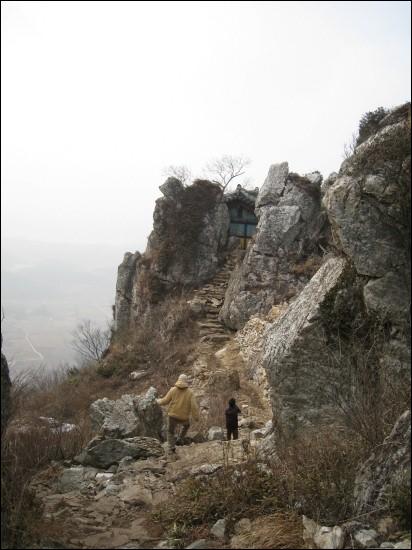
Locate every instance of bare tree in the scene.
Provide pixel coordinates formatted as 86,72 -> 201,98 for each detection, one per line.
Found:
162,165 -> 192,185
205,155 -> 250,193
343,132 -> 358,160
71,320 -> 111,363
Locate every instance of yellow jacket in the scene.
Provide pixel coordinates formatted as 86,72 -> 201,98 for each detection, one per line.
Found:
158,382 -> 199,422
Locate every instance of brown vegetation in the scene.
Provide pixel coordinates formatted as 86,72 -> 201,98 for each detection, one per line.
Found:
104,296 -> 199,395
1,370 -> 93,548
153,428 -> 366,547
231,512 -> 304,549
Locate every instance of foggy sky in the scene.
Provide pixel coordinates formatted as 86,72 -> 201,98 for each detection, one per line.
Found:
2,1 -> 411,253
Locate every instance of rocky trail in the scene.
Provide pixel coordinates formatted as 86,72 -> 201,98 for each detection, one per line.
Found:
31,438 -> 255,549
191,254 -> 237,345
30,255 -> 272,550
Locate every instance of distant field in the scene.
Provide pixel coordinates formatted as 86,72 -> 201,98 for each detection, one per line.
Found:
1,238 -> 134,379
2,302 -> 113,378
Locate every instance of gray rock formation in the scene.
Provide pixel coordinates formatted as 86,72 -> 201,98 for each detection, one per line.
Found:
113,178 -> 230,330
146,178 -> 230,286
261,256 -> 349,437
90,387 -> 165,441
114,251 -> 142,332
220,162 -> 328,329
323,102 -> 411,326
1,333 -> 11,438
258,102 -> 411,441
354,410 -> 411,514
74,436 -> 163,469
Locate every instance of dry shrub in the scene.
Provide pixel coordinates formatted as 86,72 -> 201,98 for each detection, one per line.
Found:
231,512 -> 304,549
13,364 -> 125,425
153,458 -> 284,535
274,428 -> 367,525
1,369 -> 93,548
154,428 -> 366,544
106,296 -> 198,395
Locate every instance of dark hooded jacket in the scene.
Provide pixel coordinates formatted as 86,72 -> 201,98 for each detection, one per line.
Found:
225,403 -> 241,429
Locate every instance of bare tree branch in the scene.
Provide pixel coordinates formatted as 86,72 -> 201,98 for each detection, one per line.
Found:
205,155 -> 250,193
71,320 -> 111,362
162,165 -> 192,186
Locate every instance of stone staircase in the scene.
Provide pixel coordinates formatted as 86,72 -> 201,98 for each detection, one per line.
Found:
191,255 -> 236,344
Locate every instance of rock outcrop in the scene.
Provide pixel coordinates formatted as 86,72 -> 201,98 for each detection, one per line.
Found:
220,163 -> 329,329
354,409 -> 411,514
114,251 -> 141,332
1,333 -> 11,438
257,102 -> 411,440
90,387 -> 165,441
261,256 -> 350,437
74,436 -> 163,469
114,178 -> 230,332
324,103 -> 411,327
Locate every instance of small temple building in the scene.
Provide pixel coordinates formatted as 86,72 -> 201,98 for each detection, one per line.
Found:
225,184 -> 259,249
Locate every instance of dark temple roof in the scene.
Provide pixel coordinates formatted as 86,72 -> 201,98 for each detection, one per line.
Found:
224,184 -> 259,208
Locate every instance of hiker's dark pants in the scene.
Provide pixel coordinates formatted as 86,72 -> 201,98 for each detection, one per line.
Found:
227,426 -> 239,440
168,416 -> 190,450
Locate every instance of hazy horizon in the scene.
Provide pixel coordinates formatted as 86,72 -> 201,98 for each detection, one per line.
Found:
2,1 -> 411,375
2,1 -> 411,251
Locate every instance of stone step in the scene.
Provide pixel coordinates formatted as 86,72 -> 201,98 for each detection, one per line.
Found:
200,334 -> 231,343
198,322 -> 225,329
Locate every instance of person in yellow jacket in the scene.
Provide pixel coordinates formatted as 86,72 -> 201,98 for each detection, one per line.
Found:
156,374 -> 199,452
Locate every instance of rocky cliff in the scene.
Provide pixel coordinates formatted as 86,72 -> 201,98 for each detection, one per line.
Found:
237,103 -> 411,441
114,178 -> 230,333
219,163 -> 330,329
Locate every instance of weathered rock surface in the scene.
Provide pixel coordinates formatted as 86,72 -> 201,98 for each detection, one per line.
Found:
90,387 -> 165,441
114,179 -> 230,329
260,256 -> 349,436
255,103 -> 411,444
220,163 -> 328,329
302,515 -> 345,549
208,426 -> 225,441
114,251 -> 142,332
354,410 -> 411,514
1,333 -> 11,438
210,518 -> 226,538
323,102 -> 411,327
74,436 -> 163,469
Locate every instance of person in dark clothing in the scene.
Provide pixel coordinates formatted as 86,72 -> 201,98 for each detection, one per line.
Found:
225,397 -> 241,440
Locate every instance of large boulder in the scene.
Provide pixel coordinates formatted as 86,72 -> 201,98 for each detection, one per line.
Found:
90,387 -> 165,441
354,410 -> 411,514
74,436 -> 163,469
220,163 -> 328,329
261,256 -> 349,437
1,333 -> 11,438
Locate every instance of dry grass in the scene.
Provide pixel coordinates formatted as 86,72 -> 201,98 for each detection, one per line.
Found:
231,512 -> 304,549
153,427 -> 367,547
103,296 -> 198,395
1,361 -> 127,548
274,428 -> 367,525
2,390 -> 92,548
